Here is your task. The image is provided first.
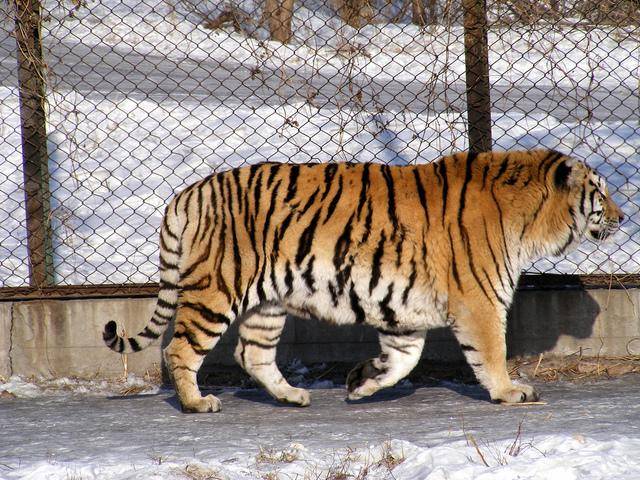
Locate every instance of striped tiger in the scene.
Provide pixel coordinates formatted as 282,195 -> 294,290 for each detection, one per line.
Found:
104,149 -> 624,412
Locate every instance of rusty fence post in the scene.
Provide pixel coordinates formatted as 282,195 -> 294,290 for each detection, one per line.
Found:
14,0 -> 54,287
462,0 -> 492,153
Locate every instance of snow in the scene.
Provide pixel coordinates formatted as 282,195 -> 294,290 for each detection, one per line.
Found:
0,0 -> 638,286
2,375 -> 640,479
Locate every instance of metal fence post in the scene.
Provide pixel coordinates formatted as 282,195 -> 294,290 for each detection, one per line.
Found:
14,0 -> 54,287
462,0 -> 492,153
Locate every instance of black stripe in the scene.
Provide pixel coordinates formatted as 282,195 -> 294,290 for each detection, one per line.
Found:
173,329 -> 207,355
284,164 -> 300,203
298,187 -> 320,218
395,228 -> 405,268
180,236 -> 213,279
256,261 -> 267,303
128,338 -> 141,351
214,198 -> 232,303
253,170 -> 264,222
381,165 -> 399,234
262,179 -> 282,251
377,327 -> 417,336
361,199 -> 373,244
138,327 -> 160,340
193,182 -> 205,242
482,217 -> 509,294
295,208 -> 322,265
150,318 -> 168,327
191,318 -> 224,338
493,156 -> 509,181
402,256 -> 417,304
182,302 -> 231,325
159,279 -> 180,290
356,163 -> 370,220
413,168 -> 430,228
241,338 -> 276,350
379,283 -> 397,327
284,260 -> 294,295
302,255 -> 316,293
369,232 -> 386,294
448,227 -> 462,292
329,282 -> 339,307
321,164 -> 339,201
438,160 -> 448,224
458,152 -> 477,232
162,211 -> 179,241
244,323 -> 284,330
542,151 -> 565,181
349,284 -> 366,324
159,255 -> 179,271
267,163 -> 281,189
323,174 -> 344,224
388,343 -> 411,355
481,268 -> 508,308
181,190 -> 194,236
505,163 -> 523,186
157,297 -> 177,310
247,163 -> 262,190
232,168 -> 242,211
481,164 -> 490,190
159,230 -> 179,255
181,275 -> 211,291
333,214 -> 354,271
489,187 -> 515,288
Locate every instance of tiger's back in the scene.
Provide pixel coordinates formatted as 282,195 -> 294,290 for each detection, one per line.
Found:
104,149 -> 624,412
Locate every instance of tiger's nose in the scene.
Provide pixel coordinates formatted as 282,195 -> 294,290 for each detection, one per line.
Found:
618,212 -> 625,223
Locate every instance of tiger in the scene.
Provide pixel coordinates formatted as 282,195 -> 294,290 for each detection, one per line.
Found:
104,149 -> 624,413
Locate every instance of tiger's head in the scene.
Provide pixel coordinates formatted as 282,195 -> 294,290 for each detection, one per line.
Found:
553,156 -> 624,250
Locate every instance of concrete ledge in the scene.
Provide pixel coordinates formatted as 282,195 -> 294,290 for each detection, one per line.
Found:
1,288 -> 638,379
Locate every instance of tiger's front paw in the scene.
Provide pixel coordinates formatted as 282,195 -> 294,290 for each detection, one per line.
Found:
180,394 -> 222,413
492,383 -> 539,404
276,387 -> 311,407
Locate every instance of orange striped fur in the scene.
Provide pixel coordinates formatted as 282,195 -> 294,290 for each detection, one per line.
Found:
104,149 -> 623,412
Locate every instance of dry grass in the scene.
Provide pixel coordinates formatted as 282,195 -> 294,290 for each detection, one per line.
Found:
255,445 -> 300,464
179,464 -> 225,480
509,352 -> 640,382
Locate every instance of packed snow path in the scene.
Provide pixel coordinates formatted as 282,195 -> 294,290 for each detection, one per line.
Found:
2,376 -> 640,478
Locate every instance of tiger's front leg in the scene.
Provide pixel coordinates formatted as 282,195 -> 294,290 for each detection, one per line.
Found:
452,304 -> 539,403
347,329 -> 426,400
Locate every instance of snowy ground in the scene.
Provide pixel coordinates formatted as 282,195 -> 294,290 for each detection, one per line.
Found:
2,375 -> 640,479
0,0 -> 638,286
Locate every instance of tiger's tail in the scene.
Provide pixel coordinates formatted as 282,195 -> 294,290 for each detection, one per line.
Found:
103,204 -> 182,354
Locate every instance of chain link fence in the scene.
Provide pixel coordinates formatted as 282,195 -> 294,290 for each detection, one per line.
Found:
0,0 -> 638,289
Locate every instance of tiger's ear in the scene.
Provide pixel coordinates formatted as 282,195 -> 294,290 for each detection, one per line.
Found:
553,159 -> 574,190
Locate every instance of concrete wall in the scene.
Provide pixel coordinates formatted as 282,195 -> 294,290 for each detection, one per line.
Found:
1,288 -> 638,379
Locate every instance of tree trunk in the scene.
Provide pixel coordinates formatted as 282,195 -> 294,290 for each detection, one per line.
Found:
266,0 -> 295,43
462,0 -> 492,153
14,0 -> 54,287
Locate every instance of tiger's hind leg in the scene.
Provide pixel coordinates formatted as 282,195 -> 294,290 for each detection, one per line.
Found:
347,329 -> 426,400
235,307 -> 310,407
163,300 -> 233,413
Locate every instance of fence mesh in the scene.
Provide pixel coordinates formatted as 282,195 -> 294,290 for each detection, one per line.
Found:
0,0 -> 638,288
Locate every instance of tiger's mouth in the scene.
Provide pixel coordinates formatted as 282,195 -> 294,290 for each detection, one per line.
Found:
589,221 -> 620,242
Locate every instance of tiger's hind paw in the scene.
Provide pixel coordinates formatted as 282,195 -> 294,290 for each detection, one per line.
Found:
346,359 -> 387,400
492,383 -> 539,404
180,394 -> 222,413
